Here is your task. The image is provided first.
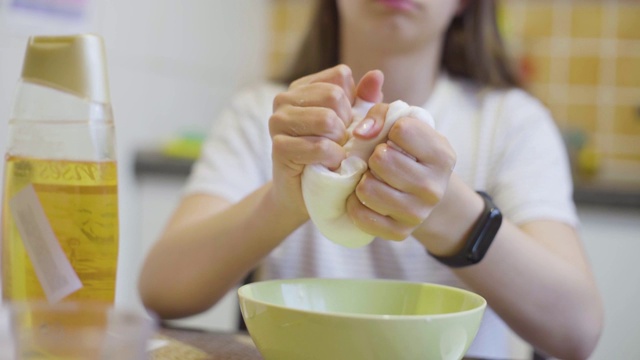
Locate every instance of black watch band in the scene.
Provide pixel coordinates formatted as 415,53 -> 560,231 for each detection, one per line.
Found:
428,191 -> 502,268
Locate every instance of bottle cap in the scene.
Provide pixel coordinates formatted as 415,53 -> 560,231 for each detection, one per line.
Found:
20,34 -> 110,103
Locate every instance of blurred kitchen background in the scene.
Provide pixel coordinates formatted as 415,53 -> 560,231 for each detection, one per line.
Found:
1,0 -> 638,359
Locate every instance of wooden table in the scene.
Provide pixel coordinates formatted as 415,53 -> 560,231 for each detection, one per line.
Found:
152,327 -> 262,360
151,326 -> 488,360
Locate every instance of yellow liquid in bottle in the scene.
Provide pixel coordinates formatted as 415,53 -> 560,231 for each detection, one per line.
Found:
2,155 -> 118,302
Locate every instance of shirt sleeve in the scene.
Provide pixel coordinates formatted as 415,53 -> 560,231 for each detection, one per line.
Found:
488,89 -> 579,227
182,83 -> 282,203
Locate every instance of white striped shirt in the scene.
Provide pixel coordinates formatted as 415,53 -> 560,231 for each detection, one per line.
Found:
184,73 -> 578,358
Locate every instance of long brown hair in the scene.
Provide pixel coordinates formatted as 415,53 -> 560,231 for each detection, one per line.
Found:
282,0 -> 521,89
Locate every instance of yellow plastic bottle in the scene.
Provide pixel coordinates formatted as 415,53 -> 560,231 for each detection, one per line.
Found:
1,34 -> 118,303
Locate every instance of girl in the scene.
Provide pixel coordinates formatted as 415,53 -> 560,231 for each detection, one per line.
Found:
139,1 -> 603,358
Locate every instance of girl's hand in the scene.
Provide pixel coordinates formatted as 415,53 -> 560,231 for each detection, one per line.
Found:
268,65 -> 383,221
347,103 -> 456,240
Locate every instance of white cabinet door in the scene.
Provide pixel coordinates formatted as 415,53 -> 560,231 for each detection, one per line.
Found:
138,175 -> 239,332
578,205 -> 640,360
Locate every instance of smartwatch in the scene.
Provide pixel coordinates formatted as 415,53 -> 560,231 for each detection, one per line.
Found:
428,191 -> 502,268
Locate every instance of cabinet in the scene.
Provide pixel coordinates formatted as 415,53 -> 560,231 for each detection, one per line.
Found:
577,205 -> 640,360
137,174 -> 239,332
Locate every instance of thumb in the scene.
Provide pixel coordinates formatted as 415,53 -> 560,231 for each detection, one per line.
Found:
352,103 -> 388,141
355,70 -> 384,104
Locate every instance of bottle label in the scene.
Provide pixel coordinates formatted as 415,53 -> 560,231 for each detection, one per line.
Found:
9,184 -> 83,303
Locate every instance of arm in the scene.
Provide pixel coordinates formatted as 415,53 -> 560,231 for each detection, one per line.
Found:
348,102 -> 603,359
138,65 -> 384,319
419,176 -> 603,360
138,184 -> 304,319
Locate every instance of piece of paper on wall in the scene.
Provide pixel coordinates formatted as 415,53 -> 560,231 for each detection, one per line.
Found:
11,0 -> 88,19
1,0 -> 94,35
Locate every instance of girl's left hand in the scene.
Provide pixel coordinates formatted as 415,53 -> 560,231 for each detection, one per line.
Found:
346,103 -> 457,240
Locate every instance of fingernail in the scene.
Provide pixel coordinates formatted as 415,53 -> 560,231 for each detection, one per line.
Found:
354,118 -> 375,137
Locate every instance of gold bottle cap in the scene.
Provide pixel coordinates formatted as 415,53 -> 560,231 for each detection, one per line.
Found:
21,33 -> 110,103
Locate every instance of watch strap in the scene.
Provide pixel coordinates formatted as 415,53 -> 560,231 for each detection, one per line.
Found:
428,191 -> 502,268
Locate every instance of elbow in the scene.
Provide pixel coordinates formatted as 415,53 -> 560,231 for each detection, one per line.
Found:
572,308 -> 604,360
545,297 -> 604,360
138,275 -> 177,320
137,266 -> 190,320
137,265 -> 222,320
138,278 -> 207,320
572,294 -> 604,360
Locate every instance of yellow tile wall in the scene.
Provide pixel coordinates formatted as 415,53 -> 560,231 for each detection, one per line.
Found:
617,57 -> 640,87
501,0 -> 640,183
268,1 -> 640,183
617,5 -> 640,40
571,5 -> 603,38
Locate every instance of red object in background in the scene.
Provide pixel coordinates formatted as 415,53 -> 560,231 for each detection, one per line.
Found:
519,55 -> 534,85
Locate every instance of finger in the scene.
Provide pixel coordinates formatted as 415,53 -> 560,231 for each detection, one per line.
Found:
346,194 -> 412,241
269,105 -> 348,145
352,102 -> 388,140
273,83 -> 353,127
388,117 -> 456,170
368,142 -> 450,206
355,70 -> 384,104
290,64 -> 356,102
272,134 -> 346,171
354,171 -> 427,226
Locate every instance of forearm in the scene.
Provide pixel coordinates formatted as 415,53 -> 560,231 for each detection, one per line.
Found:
456,221 -> 602,359
413,175 -> 602,359
138,182 -> 306,319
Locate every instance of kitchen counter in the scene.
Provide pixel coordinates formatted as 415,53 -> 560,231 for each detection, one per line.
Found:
134,149 -> 640,208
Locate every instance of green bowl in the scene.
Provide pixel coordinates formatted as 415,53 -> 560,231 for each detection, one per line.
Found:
238,278 -> 486,360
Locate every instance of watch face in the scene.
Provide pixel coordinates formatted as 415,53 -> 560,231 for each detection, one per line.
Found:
429,191 -> 502,267
469,208 -> 502,262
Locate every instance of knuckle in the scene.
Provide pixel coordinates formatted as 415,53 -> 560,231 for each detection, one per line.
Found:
313,138 -> 334,154
335,64 -> 352,79
403,210 -> 425,228
355,178 -> 375,200
272,93 -> 290,111
269,109 -> 285,124
271,135 -> 289,155
390,117 -> 412,137
433,142 -> 457,170
443,142 -> 457,169
356,170 -> 380,194
289,78 -> 302,89
419,182 -> 445,205
370,145 -> 384,163
369,143 -> 391,164
387,228 -> 409,241
268,114 -> 281,136
315,108 -> 337,130
323,84 -> 346,107
268,110 -> 289,136
316,111 -> 346,143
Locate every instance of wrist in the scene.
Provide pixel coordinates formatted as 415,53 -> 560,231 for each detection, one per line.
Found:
265,181 -> 309,229
414,177 -> 485,256
428,191 -> 502,267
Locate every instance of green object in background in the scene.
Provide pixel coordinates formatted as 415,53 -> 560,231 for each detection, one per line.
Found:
161,132 -> 206,159
578,146 -> 601,176
238,278 -> 486,360
562,128 -> 601,177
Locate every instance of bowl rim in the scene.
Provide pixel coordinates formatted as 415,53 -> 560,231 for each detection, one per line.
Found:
237,278 -> 487,321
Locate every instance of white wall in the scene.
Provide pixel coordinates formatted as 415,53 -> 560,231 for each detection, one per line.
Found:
0,0 -> 269,309
579,205 -> 640,360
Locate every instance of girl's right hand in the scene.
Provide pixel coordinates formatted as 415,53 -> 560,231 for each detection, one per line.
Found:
268,64 -> 383,222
